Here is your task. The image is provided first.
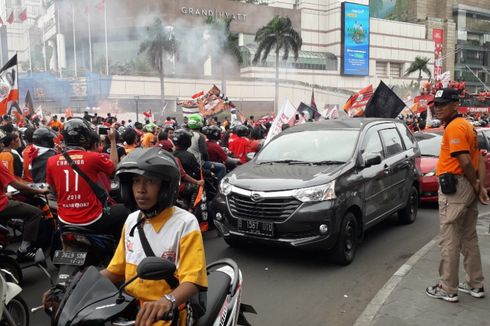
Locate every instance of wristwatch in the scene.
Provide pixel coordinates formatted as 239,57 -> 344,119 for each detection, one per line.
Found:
164,293 -> 176,309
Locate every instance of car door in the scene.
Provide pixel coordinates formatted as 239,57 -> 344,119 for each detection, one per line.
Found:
479,130 -> 490,188
379,126 -> 410,211
358,125 -> 390,225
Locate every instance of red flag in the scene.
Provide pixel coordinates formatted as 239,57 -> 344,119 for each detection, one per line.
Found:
143,111 -> 152,118
6,11 -> 14,24
0,55 -> 18,116
95,0 -> 105,11
343,85 -> 373,117
19,8 -> 27,21
310,89 -> 317,110
192,91 -> 205,99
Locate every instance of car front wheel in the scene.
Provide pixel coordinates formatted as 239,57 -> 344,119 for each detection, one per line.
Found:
332,212 -> 358,265
398,186 -> 418,224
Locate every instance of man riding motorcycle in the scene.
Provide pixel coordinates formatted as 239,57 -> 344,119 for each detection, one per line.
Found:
203,125 -> 240,178
46,118 -> 128,237
23,127 -> 57,183
100,147 -> 208,326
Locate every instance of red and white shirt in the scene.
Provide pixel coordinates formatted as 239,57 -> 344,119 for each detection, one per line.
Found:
46,149 -> 115,225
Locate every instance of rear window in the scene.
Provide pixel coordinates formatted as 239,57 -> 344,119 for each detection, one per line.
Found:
257,129 -> 360,163
397,123 -> 416,149
379,128 -> 404,157
414,132 -> 441,157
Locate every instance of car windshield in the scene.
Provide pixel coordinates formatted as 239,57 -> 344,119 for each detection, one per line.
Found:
414,132 -> 442,157
256,129 -> 359,163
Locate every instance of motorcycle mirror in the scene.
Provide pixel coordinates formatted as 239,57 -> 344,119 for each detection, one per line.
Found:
137,257 -> 176,281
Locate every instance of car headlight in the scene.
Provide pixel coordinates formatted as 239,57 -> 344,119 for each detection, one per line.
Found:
423,170 -> 436,177
219,178 -> 232,196
293,181 -> 336,202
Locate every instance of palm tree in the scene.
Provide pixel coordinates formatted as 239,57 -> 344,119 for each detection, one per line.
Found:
253,16 -> 302,113
139,18 -> 176,109
205,17 -> 243,94
405,56 -> 432,88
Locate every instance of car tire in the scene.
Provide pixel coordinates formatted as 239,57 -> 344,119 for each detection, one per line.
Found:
332,212 -> 358,266
4,295 -> 29,326
398,186 -> 419,224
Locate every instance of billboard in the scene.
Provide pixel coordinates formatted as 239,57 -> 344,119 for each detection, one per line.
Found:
370,0 -> 410,22
341,2 -> 370,76
433,29 -> 444,81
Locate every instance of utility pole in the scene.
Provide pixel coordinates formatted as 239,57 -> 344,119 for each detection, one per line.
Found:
135,96 -> 139,122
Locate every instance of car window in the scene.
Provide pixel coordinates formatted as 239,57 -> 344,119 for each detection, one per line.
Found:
477,132 -> 488,150
482,130 -> 490,150
362,128 -> 383,158
379,128 -> 404,157
414,132 -> 442,157
397,123 -> 416,150
256,129 -> 360,163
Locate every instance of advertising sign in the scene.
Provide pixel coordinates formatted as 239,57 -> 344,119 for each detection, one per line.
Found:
433,29 -> 444,81
341,2 -> 370,76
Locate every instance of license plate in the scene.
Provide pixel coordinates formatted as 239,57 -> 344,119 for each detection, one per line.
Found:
237,219 -> 274,237
52,250 -> 87,266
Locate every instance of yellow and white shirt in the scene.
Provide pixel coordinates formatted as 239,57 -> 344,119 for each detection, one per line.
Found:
107,206 -> 208,325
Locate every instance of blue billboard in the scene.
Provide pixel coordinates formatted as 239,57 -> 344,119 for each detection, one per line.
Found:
341,2 -> 370,76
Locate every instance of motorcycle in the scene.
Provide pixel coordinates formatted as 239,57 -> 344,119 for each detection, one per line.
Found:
47,257 -> 255,326
0,267 -> 29,326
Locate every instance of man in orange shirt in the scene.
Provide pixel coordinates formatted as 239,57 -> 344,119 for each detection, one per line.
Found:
426,88 -> 488,302
48,115 -> 63,130
141,125 -> 156,148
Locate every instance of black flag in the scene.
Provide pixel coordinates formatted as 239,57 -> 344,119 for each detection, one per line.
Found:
364,81 -> 406,118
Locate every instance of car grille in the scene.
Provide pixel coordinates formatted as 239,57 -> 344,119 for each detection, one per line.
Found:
227,193 -> 302,221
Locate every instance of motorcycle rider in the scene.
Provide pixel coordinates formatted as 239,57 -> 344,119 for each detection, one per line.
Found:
23,127 -> 57,183
229,124 -> 251,164
204,125 -> 240,179
46,118 -> 129,237
100,147 -> 208,326
0,130 -> 49,260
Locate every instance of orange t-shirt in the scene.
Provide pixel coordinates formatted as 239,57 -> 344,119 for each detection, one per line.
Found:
0,151 -> 15,175
436,117 -> 479,176
141,133 -> 155,148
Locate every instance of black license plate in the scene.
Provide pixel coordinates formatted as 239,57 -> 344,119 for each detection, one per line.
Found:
237,219 -> 274,237
52,250 -> 87,266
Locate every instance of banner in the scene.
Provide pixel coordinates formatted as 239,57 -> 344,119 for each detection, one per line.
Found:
264,100 -> 297,145
343,84 -> 373,117
0,54 -> 18,116
341,2 -> 370,76
364,81 -> 406,118
433,29 -> 444,81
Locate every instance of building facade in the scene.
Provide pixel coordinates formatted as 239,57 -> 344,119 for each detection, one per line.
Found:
2,0 -> 470,117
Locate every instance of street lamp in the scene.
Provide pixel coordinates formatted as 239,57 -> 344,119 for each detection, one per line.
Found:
135,96 -> 140,122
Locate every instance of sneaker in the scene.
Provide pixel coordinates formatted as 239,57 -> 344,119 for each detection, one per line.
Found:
458,283 -> 485,298
425,284 -> 459,302
16,247 -> 37,262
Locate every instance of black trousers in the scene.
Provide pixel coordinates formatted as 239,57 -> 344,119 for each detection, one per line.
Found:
0,200 -> 43,242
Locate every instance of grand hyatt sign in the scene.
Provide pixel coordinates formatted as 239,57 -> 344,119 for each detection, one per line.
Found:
181,7 -> 247,21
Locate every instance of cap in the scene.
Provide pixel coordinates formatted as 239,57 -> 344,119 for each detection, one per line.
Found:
434,88 -> 460,104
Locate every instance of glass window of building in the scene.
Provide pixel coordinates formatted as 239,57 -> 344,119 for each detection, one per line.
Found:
376,61 -> 388,77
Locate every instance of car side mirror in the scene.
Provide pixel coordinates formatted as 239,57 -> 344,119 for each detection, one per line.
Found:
363,153 -> 382,167
137,257 -> 176,281
246,152 -> 256,161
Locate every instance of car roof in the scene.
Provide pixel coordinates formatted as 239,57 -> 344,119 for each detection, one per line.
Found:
280,118 -> 399,135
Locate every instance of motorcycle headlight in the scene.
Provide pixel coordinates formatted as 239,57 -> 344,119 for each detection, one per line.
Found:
293,181 -> 336,202
423,169 -> 436,177
219,178 -> 232,196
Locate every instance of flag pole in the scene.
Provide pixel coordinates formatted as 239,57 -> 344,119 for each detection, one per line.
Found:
71,3 -> 78,77
104,0 -> 109,75
87,7 -> 93,72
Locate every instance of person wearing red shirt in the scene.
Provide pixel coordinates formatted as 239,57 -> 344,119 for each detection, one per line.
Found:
205,126 -> 240,177
0,130 -> 49,260
46,118 -> 129,236
228,125 -> 251,164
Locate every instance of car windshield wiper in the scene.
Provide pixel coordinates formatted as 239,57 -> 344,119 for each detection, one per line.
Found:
310,160 -> 346,165
421,154 -> 439,157
259,159 -> 312,165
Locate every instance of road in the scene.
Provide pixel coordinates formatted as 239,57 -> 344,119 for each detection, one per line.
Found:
19,204 -> 490,326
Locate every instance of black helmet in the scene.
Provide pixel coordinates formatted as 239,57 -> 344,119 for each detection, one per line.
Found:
62,117 -> 97,149
172,129 -> 192,149
235,124 -> 249,137
206,125 -> 222,141
33,127 -> 56,148
116,147 -> 181,217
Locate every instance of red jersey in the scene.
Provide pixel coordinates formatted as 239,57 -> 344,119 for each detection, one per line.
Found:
46,149 -> 115,225
229,137 -> 251,164
22,144 -> 34,182
207,140 -> 227,164
0,163 -> 14,211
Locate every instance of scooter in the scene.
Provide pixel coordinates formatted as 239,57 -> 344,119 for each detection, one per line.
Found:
46,257 -> 256,326
0,268 -> 29,326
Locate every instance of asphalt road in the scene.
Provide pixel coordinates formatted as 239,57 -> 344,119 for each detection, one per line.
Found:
19,204 -> 490,326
